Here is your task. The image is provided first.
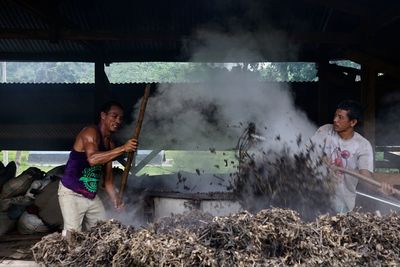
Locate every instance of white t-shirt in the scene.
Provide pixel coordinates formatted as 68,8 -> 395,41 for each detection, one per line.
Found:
311,124 -> 373,212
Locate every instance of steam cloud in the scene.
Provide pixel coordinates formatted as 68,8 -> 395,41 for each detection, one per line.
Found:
112,28 -> 319,225
136,29 -> 316,153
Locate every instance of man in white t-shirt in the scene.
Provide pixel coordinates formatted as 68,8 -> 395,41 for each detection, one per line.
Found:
311,100 -> 392,213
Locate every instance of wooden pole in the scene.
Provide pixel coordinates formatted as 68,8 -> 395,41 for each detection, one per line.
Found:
333,166 -> 400,197
118,84 -> 151,204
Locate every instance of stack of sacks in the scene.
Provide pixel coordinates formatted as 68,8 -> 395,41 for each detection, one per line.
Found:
16,166 -> 66,235
0,166 -> 45,235
0,161 -> 18,236
33,165 -> 65,233
0,162 -> 16,192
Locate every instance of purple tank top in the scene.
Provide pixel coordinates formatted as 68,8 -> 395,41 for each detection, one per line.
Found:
61,128 -> 106,199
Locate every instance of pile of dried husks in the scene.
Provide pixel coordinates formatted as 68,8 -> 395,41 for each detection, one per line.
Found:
32,208 -> 400,266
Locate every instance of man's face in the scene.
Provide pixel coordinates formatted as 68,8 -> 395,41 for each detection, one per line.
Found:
101,105 -> 124,132
333,109 -> 356,133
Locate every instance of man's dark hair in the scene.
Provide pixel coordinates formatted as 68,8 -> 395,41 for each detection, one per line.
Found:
99,101 -> 124,114
337,100 -> 362,121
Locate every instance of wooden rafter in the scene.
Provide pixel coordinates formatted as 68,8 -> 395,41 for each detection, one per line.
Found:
302,0 -> 372,17
11,0 -> 60,29
1,28 -> 364,47
289,32 -> 361,45
346,50 -> 400,79
9,0 -> 104,58
356,3 -> 400,34
0,28 -> 180,42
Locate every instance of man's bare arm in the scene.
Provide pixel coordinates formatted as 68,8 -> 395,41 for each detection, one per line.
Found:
77,127 -> 137,166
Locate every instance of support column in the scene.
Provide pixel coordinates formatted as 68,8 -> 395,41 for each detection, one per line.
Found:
2,62 -> 8,164
1,62 -> 6,82
317,62 -> 331,125
94,61 -> 110,122
360,65 -> 377,153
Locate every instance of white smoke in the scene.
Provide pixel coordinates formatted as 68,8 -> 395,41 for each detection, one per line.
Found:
115,28 -> 319,225
188,29 -> 298,62
135,29 -> 316,154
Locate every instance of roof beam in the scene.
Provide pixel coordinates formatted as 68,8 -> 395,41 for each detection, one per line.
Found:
346,50 -> 400,78
9,0 -> 104,59
0,51 -> 185,63
289,32 -> 361,45
302,0 -> 372,17
1,28 -> 364,46
11,0 -> 60,29
367,7 -> 400,34
0,28 -> 180,42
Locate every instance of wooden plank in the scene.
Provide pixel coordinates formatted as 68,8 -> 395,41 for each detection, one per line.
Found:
376,146 -> 400,152
0,234 -> 43,243
131,149 -> 162,175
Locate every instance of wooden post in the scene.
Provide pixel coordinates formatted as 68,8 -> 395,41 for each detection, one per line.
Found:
94,61 -> 110,121
317,62 -> 331,125
360,65 -> 377,154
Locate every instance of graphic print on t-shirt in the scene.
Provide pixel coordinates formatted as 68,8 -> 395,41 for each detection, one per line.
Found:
79,165 -> 102,193
331,146 -> 351,180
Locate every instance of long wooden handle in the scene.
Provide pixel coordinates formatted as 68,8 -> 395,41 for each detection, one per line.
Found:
333,166 -> 400,196
118,84 -> 151,203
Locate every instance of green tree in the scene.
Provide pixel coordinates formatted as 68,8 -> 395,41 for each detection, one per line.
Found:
4,61 -> 318,84
6,62 -> 93,83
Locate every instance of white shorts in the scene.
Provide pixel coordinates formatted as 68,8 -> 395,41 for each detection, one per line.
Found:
58,181 -> 106,232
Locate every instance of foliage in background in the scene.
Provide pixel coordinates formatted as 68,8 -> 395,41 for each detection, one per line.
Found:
0,60 -> 396,174
4,62 -> 94,83
1,150 -> 238,176
107,62 -> 318,83
2,62 -> 318,83
1,61 -> 317,174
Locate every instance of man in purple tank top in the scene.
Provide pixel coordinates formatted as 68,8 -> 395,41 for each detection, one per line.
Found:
58,101 -> 137,232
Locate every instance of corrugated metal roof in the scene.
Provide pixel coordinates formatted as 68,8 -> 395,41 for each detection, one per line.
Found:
0,0 -> 398,68
0,1 -> 49,29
